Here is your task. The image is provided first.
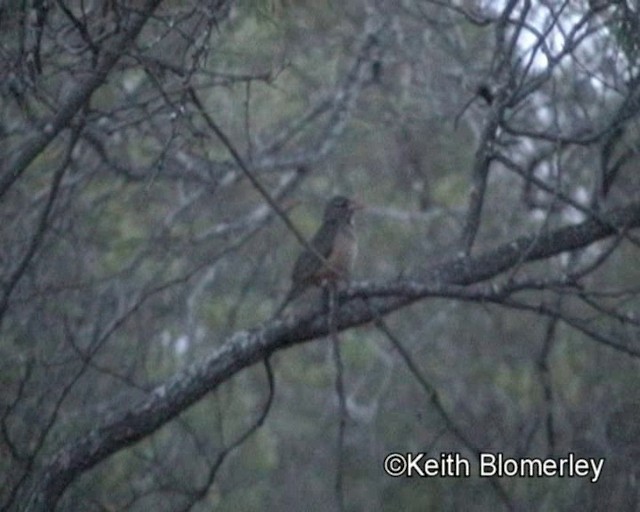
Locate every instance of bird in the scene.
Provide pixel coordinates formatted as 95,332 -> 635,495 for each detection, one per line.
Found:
274,196 -> 363,316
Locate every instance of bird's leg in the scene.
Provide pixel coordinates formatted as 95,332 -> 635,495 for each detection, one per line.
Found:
321,280 -> 340,316
321,280 -> 331,315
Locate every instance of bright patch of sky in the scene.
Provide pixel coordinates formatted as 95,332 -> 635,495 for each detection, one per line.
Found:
476,0 -> 632,92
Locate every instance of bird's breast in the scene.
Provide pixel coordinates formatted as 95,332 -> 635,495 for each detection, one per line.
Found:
328,227 -> 358,278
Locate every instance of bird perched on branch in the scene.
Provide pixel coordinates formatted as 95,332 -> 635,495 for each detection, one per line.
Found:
274,195 -> 363,316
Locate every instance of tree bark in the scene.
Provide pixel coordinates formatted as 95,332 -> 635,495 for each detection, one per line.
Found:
16,200 -> 640,511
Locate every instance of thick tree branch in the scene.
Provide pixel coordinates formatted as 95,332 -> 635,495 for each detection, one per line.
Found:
17,200 -> 640,511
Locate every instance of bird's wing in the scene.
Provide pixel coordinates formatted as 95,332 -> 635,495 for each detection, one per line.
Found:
310,219 -> 340,257
291,219 -> 339,283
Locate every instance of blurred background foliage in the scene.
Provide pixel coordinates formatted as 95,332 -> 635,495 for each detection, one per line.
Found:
1,0 -> 640,510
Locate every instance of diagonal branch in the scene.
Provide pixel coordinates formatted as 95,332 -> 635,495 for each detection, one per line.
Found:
0,126 -> 81,328
0,0 -> 165,201
18,199 -> 640,512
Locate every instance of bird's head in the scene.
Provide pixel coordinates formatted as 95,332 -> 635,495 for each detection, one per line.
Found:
323,196 -> 364,223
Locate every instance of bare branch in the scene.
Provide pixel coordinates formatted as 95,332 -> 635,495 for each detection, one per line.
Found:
16,199 -> 639,510
0,0 -> 164,200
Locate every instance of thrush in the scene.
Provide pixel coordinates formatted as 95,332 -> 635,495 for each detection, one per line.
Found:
274,196 -> 363,316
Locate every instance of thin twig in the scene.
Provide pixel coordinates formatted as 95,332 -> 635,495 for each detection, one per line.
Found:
365,300 -> 514,510
329,285 -> 346,512
188,87 -> 332,267
180,357 -> 275,512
